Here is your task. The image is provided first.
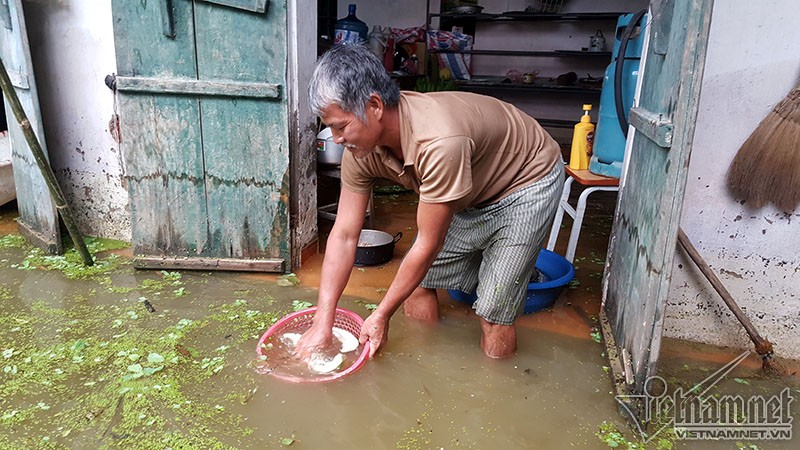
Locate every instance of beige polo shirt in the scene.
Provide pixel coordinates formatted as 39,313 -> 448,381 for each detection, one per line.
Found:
341,91 -> 560,211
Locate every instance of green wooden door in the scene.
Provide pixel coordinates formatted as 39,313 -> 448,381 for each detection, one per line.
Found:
111,0 -> 288,272
601,0 -> 714,422
0,0 -> 61,253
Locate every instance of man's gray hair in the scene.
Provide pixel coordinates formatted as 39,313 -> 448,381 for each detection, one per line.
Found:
309,44 -> 400,123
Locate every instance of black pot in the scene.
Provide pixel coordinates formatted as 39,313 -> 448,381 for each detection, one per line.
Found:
354,230 -> 402,266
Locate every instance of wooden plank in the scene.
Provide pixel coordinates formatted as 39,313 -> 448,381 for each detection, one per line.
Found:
565,167 -> 620,186
198,0 -> 268,13
628,107 -> 674,148
134,256 -> 284,272
0,0 -> 60,253
115,76 -> 281,99
194,1 -> 290,262
6,68 -> 29,89
17,219 -> 59,255
112,0 -> 208,259
111,0 -> 197,78
0,161 -> 14,206
112,0 -> 292,270
200,98 -> 290,259
117,93 -> 209,257
194,1 -> 286,83
603,0 -> 715,403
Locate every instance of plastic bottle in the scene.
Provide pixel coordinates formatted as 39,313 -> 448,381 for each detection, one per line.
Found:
569,104 -> 595,171
334,4 -> 368,45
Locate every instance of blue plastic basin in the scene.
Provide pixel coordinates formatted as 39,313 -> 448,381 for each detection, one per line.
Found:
447,249 -> 575,314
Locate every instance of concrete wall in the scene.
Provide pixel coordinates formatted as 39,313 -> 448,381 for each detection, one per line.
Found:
289,0 -> 320,266
24,0 -> 130,240
664,0 -> 800,360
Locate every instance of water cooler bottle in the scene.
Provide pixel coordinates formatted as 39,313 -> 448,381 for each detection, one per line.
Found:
589,12 -> 648,179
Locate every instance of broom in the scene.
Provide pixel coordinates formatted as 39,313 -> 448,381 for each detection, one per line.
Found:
726,86 -> 800,211
677,228 -> 790,377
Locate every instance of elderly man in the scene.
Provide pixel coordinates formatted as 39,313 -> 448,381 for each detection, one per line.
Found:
297,44 -> 564,359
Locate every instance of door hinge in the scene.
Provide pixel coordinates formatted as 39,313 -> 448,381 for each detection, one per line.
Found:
629,107 -> 673,148
621,347 -> 635,385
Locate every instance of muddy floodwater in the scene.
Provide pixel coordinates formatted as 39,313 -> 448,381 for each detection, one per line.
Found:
1,194 -> 798,449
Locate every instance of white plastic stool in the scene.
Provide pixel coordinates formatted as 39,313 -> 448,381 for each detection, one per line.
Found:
547,166 -> 619,263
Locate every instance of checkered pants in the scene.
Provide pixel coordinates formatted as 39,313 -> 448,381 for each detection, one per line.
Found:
421,161 -> 564,324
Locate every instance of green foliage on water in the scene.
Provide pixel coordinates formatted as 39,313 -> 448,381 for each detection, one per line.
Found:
291,299 -> 312,311
0,235 -> 199,302
0,293 -> 282,449
10,236 -> 129,280
596,420 -> 674,450
0,234 -> 26,250
276,273 -> 300,287
0,237 -> 286,449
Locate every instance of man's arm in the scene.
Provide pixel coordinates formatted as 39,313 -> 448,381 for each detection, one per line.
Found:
295,188 -> 370,357
359,200 -> 456,355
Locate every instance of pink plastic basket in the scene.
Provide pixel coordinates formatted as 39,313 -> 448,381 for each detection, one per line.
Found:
256,307 -> 370,383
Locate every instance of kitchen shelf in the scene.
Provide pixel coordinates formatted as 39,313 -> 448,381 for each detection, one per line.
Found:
425,7 -> 624,129
455,77 -> 602,95
430,11 -> 625,22
430,49 -> 612,58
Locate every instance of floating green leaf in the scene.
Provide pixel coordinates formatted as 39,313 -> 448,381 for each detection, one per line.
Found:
291,300 -> 312,311
277,273 -> 300,287
280,434 -> 296,446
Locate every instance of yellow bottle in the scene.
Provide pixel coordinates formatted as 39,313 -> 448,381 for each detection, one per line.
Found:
569,104 -> 595,171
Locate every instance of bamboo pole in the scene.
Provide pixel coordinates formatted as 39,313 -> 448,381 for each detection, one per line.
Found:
677,228 -> 787,375
0,57 -> 93,266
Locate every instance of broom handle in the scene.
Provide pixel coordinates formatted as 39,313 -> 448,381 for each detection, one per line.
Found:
677,228 -> 771,354
0,57 -> 94,266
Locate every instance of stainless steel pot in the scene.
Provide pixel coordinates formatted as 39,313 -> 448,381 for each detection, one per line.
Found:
451,5 -> 483,14
355,230 -> 402,266
316,127 -> 344,165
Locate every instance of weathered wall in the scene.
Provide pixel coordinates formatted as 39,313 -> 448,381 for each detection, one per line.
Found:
664,0 -> 800,360
289,0 -> 319,266
24,0 -> 129,240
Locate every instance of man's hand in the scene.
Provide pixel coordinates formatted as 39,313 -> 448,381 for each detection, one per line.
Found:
294,325 -> 334,361
359,311 -> 390,358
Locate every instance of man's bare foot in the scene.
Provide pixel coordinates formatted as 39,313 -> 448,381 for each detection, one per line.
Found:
403,286 -> 439,321
479,318 -> 516,358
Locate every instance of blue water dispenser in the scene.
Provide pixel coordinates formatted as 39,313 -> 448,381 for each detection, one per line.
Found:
589,12 -> 648,179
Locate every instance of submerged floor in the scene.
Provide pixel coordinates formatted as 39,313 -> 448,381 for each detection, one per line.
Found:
0,191 -> 798,449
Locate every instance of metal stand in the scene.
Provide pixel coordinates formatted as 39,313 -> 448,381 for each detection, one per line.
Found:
317,166 -> 374,227
547,166 -> 619,263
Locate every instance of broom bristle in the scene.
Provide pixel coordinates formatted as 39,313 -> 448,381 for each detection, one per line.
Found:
761,354 -> 793,378
727,88 -> 800,211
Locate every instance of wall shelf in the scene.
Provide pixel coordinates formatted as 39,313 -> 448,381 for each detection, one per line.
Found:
431,49 -> 612,58
430,11 -> 625,22
455,77 -> 602,95
426,7 -> 625,128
